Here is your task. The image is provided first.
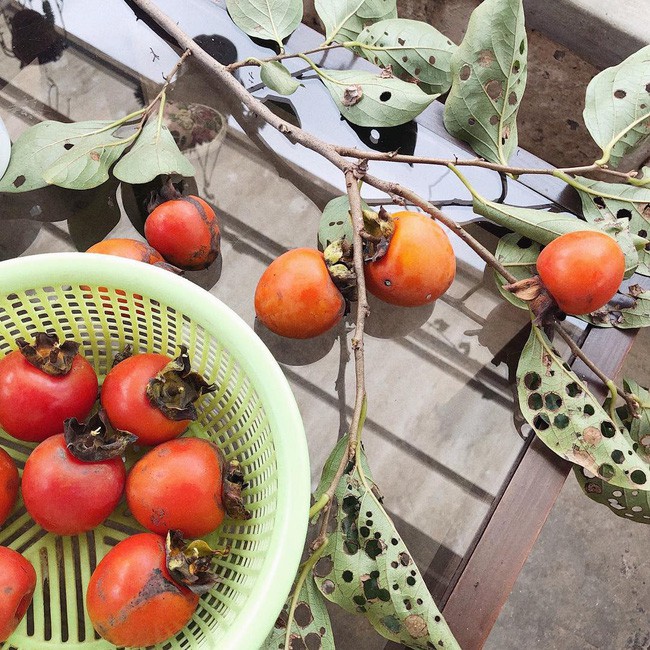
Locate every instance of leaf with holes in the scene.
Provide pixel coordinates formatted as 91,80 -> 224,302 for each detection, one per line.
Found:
584,45 -> 650,168
225,0 -> 302,48
356,19 -> 456,95
0,119 -> 136,192
574,466 -> 650,524
113,120 -> 195,184
263,571 -> 335,649
574,176 -> 650,277
315,0 -> 396,43
319,195 -> 375,249
312,437 -> 460,649
517,325 -> 650,489
623,379 -> 650,462
494,233 -> 541,309
443,0 -> 527,165
319,68 -> 436,127
259,61 -> 301,95
583,284 -> 650,329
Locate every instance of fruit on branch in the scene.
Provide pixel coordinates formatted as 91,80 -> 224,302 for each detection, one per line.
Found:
536,231 -> 625,315
364,211 -> 456,307
255,248 -> 345,338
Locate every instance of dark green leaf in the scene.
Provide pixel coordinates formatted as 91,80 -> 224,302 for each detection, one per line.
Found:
262,573 -> 335,649
113,120 -> 194,184
356,19 -> 456,95
517,325 -> 650,490
225,0 -> 302,48
443,0 -> 527,164
494,233 -> 541,309
575,176 -> 650,277
584,45 -> 650,168
259,61 -> 301,95
312,438 -> 460,649
0,119 -> 136,192
315,0 -> 396,43
319,68 -> 436,127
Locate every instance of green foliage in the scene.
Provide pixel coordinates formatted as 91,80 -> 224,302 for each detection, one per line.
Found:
443,0 -> 527,165
517,326 -> 650,490
355,19 -> 456,95
113,119 -> 194,184
260,61 -> 302,95
583,45 -> 650,168
583,285 -> 650,330
225,0 -> 303,49
494,233 -> 541,309
319,68 -> 436,127
315,0 -> 397,44
312,438 -> 460,650
0,119 -> 137,192
574,176 -> 650,277
318,195 -> 362,248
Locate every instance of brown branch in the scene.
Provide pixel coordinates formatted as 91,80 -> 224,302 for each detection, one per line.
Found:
226,43 -> 345,71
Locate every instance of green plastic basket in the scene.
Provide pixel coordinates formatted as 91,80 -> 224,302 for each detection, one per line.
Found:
0,253 -> 310,650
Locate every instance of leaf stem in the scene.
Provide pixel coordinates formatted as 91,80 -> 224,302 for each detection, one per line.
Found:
595,108 -> 650,166
283,537 -> 330,650
552,170 -> 646,202
309,493 -> 329,519
226,44 -> 345,71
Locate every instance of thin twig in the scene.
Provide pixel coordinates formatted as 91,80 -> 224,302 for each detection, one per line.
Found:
553,322 -> 640,417
226,43 -> 345,71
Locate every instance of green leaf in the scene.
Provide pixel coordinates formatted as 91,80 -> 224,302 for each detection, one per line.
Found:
113,120 -> 194,184
259,61 -> 301,95
319,68 -> 436,127
517,325 -> 650,490
494,233 -> 541,309
315,0 -> 396,43
443,0 -> 527,165
0,119 -> 136,192
583,284 -> 650,329
225,0 -> 302,48
583,45 -> 650,168
318,195 -> 375,249
262,572 -> 335,649
624,379 -> 650,461
312,438 -> 460,649
574,176 -> 650,277
356,19 -> 456,95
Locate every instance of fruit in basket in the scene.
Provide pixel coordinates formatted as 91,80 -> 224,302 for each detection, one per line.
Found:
21,433 -> 126,535
536,230 -> 625,315
0,547 -> 36,642
364,211 -> 456,307
86,238 -> 165,263
101,346 -> 216,446
126,437 -> 251,537
144,180 -> 221,271
86,532 -> 201,647
0,448 -> 19,526
0,332 -> 98,442
254,248 -> 345,338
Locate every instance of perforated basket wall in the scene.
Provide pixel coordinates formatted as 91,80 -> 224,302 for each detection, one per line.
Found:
0,253 -> 309,650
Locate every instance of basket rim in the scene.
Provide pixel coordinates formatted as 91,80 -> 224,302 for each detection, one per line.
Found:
0,252 -> 310,650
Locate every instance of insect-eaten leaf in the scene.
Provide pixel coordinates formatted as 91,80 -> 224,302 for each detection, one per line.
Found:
315,0 -> 397,44
494,233 -> 542,309
583,45 -> 650,168
262,567 -> 335,649
320,68 -> 436,127
311,437 -> 460,649
318,195 -> 372,249
574,176 -> 650,277
113,120 -> 195,184
583,284 -> 650,329
356,18 -> 456,95
443,0 -> 527,165
517,325 -> 650,490
0,119 -> 137,192
259,61 -> 301,95
225,0 -> 302,48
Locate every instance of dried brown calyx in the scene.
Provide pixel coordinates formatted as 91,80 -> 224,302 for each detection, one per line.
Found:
17,331 -> 79,376
147,176 -> 184,212
112,343 -> 134,367
503,275 -> 559,325
221,458 -> 252,521
324,238 -> 357,303
64,409 -> 137,461
166,529 -> 230,594
146,346 -> 217,421
361,206 -> 395,262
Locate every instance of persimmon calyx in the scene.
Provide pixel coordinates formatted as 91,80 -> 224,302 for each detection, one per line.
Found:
503,275 -> 558,324
222,459 -> 252,521
146,346 -> 216,421
17,331 -> 79,376
64,409 -> 137,462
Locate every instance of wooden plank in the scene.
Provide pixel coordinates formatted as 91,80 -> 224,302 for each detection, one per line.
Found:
441,323 -> 639,649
